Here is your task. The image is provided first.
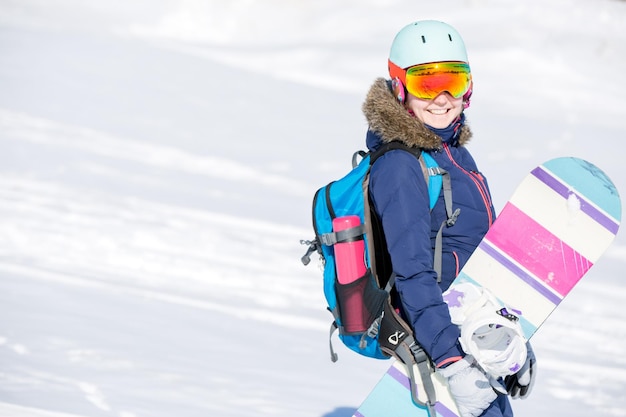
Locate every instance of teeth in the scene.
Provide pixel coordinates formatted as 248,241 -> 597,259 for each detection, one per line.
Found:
429,109 -> 449,115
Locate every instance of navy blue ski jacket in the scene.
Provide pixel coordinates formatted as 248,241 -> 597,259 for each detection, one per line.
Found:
362,78 -> 496,365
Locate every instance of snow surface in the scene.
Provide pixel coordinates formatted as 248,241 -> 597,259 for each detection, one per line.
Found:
1,0 -> 626,416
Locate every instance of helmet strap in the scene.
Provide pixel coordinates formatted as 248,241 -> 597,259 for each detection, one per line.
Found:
388,60 -> 406,84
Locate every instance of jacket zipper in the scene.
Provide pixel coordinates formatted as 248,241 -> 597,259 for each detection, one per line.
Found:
442,144 -> 494,226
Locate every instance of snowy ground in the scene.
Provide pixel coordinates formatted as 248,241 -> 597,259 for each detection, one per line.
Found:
1,0 -> 626,416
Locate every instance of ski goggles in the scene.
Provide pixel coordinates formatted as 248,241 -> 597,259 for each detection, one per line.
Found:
390,60 -> 472,100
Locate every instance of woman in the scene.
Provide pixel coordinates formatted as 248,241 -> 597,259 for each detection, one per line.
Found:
362,20 -> 534,417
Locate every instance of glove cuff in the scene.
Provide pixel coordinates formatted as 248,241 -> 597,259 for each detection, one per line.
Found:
437,356 -> 463,369
438,355 -> 474,378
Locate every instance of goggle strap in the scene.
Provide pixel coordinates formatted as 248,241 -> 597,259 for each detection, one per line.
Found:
388,60 -> 406,84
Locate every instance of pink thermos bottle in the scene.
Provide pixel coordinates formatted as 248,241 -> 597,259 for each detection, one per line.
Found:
332,215 -> 367,284
333,215 -> 368,333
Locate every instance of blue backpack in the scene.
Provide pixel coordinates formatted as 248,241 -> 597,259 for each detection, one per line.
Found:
301,141 -> 459,412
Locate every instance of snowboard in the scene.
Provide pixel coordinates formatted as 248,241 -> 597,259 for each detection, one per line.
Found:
352,157 -> 621,417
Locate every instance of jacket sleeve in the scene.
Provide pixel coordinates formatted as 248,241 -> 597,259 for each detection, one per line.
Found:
369,150 -> 464,365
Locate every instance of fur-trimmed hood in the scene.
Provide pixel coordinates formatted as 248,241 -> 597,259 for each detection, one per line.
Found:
362,78 -> 472,150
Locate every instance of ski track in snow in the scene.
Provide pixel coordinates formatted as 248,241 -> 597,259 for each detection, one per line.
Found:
0,108 -> 324,328
0,109 -> 309,197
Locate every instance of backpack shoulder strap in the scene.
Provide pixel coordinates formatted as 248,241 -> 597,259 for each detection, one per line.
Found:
367,141 -> 460,283
366,143 -> 443,412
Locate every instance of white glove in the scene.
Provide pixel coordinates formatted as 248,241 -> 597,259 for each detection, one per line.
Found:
439,355 -> 497,417
505,341 -> 536,399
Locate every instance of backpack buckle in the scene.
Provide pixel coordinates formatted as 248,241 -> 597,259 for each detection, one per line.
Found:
318,232 -> 337,246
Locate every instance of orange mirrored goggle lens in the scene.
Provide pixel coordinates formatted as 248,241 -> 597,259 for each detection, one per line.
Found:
404,61 -> 471,100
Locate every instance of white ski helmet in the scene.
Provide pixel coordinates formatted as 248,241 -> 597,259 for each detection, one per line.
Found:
388,20 -> 473,106
389,20 -> 469,71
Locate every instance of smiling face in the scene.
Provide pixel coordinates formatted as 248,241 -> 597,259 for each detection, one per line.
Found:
405,91 -> 464,129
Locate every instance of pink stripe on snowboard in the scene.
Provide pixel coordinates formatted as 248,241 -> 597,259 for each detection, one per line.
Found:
486,203 -> 593,297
